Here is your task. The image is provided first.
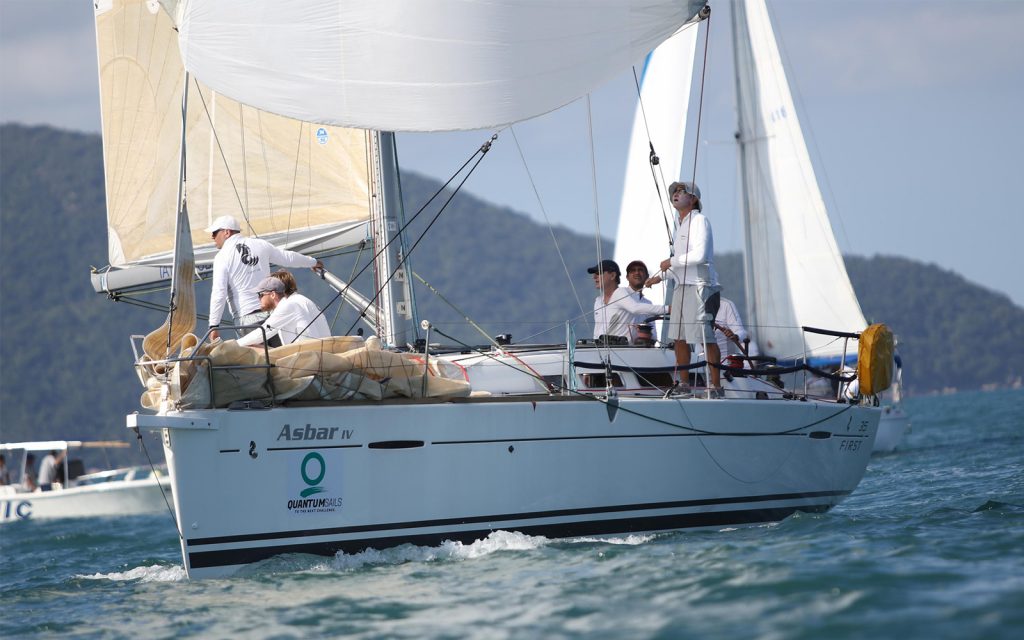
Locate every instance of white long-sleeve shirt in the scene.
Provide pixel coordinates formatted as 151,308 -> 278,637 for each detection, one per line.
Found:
237,293 -> 331,346
666,211 -> 719,286
714,297 -> 749,356
208,234 -> 316,328
593,287 -> 668,340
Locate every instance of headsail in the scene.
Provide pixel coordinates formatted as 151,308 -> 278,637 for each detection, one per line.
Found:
732,0 -> 867,362
92,0 -> 372,294
613,23 -> 704,296
177,0 -> 710,131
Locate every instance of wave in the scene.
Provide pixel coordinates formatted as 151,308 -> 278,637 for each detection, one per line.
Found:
77,564 -> 187,583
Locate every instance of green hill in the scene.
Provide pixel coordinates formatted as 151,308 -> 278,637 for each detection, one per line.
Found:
1,124 -> 1021,457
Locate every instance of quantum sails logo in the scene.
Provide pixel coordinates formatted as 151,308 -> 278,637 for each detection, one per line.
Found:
287,451 -> 342,515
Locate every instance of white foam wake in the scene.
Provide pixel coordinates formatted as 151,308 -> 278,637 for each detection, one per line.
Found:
326,530 -> 550,571
78,564 -> 187,583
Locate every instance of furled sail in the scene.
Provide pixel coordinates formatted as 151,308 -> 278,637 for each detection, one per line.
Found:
613,24 -> 704,294
732,0 -> 867,363
177,0 -> 710,131
92,0 -> 372,293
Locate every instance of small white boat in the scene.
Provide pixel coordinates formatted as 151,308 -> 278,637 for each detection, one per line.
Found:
0,441 -> 172,523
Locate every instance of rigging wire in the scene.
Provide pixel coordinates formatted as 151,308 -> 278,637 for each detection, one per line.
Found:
630,66 -> 674,246
430,326 -> 855,436
509,126 -> 589,324
291,134 -> 498,341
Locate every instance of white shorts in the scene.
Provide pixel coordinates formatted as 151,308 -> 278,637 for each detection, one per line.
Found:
667,284 -> 721,345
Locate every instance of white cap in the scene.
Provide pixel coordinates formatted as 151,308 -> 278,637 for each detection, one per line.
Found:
205,215 -> 241,233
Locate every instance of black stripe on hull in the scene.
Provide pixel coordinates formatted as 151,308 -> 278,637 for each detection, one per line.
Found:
187,503 -> 832,570
189,490 -> 849,547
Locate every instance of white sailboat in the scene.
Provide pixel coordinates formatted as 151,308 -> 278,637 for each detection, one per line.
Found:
730,0 -> 908,452
0,441 -> 172,523
92,0 -> 888,579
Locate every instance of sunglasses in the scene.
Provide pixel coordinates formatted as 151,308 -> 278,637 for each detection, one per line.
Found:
211,229 -> 222,239
258,291 -> 276,298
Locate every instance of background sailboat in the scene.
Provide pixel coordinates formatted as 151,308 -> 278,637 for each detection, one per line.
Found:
731,0 -> 907,451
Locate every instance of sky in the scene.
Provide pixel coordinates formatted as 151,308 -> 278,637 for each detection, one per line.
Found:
2,0 -> 1022,306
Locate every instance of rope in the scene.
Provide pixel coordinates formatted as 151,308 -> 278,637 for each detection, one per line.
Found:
131,427 -> 183,543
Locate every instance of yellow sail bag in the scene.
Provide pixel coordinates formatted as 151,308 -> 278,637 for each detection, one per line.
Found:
857,323 -> 895,396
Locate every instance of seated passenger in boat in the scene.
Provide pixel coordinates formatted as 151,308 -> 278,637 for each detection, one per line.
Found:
0,454 -> 10,485
21,453 -> 37,491
237,272 -> 331,348
589,259 -> 667,343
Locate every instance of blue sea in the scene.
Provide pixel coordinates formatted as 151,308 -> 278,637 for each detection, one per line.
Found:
2,389 -> 1022,639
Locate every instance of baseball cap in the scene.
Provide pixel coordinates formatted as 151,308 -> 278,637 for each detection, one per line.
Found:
204,215 -> 242,233
668,181 -> 702,211
255,276 -> 285,295
586,259 -> 621,275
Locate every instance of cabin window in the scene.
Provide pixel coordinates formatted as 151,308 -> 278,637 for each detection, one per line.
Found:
580,373 -> 623,388
635,372 -> 674,388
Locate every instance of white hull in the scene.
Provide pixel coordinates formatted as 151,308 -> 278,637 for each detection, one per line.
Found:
873,408 -> 910,454
133,394 -> 879,579
0,473 -> 172,523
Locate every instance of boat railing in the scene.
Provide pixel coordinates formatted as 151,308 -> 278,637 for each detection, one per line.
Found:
131,325 -> 278,410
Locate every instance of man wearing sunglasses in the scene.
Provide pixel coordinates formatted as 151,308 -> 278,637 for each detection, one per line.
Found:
205,215 -> 324,341
646,181 -> 723,397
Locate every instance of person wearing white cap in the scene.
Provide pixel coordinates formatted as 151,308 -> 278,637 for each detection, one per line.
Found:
645,181 -> 723,395
236,273 -> 331,347
205,215 -> 324,341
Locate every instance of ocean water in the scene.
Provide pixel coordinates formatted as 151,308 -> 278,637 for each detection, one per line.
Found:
2,389 -> 1021,639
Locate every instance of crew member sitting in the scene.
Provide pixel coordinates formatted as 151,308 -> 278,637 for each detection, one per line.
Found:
237,272 -> 331,348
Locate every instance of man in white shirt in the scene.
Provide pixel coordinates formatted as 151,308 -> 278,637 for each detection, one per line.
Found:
237,276 -> 332,347
714,297 -> 749,358
646,181 -> 722,394
206,215 -> 324,341
37,450 -> 65,489
590,260 -> 667,342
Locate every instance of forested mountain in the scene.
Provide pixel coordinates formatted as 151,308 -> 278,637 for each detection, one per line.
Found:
1,124 -> 1021,458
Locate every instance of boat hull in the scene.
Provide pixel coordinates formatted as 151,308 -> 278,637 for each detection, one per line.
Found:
133,396 -> 879,579
0,476 -> 172,523
873,408 -> 910,454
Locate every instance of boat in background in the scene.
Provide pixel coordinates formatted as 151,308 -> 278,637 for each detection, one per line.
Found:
0,440 -> 172,523
730,0 -> 908,452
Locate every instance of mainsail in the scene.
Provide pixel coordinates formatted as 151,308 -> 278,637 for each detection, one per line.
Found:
732,0 -> 867,363
92,0 -> 372,294
176,0 -> 710,131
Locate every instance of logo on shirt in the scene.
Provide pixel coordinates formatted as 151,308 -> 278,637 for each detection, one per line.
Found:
316,127 -> 329,145
236,243 -> 259,266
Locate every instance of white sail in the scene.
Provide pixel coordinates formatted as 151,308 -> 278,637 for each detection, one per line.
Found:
613,25 -> 703,304
93,0 -> 372,291
732,0 -> 867,363
177,0 -> 709,132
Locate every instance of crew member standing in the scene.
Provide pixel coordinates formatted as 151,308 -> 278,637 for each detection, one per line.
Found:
647,182 -> 723,395
205,215 -> 323,340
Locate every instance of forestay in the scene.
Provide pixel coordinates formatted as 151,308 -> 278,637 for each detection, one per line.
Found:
94,0 -> 372,283
177,0 -> 709,131
733,0 -> 867,361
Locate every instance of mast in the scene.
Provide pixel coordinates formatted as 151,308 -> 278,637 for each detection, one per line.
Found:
731,0 -> 759,346
370,131 -> 418,348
